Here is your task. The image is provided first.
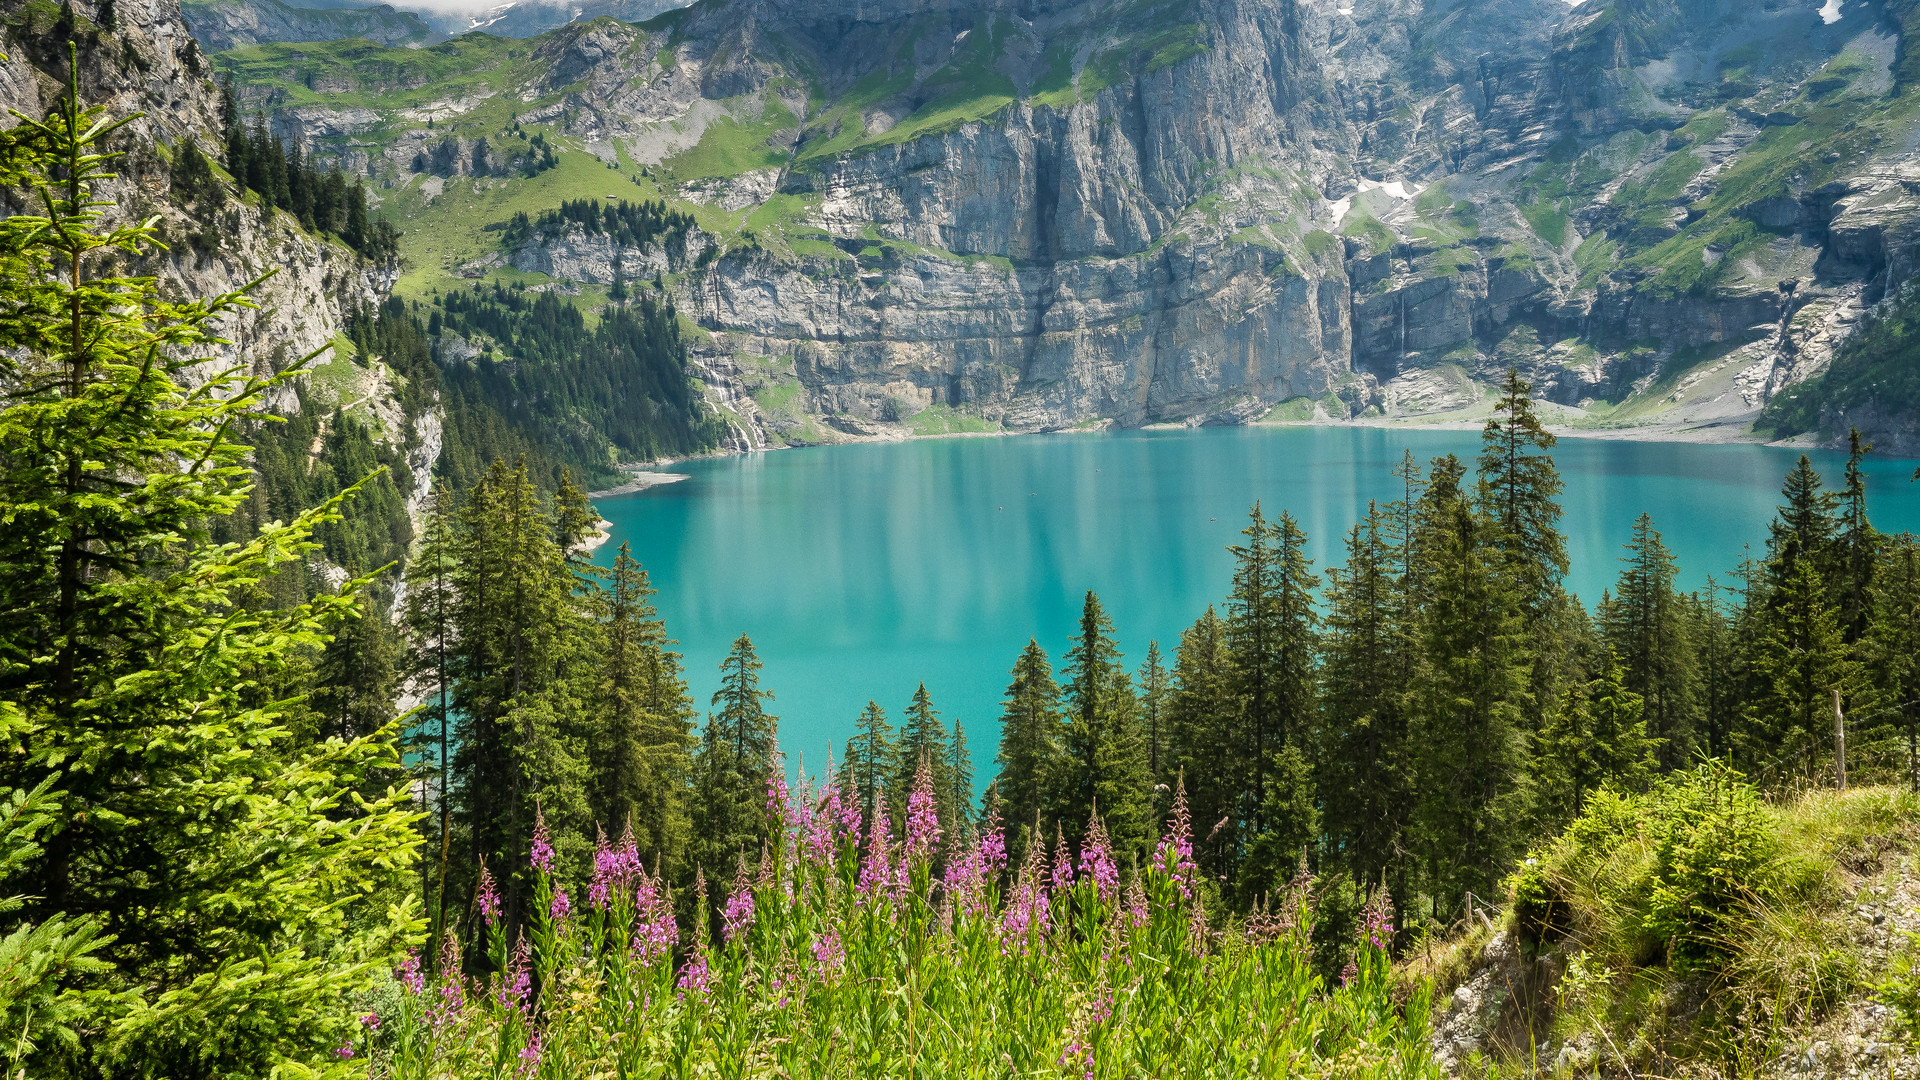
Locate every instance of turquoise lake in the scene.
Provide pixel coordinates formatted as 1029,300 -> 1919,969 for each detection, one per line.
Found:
591,426 -> 1920,778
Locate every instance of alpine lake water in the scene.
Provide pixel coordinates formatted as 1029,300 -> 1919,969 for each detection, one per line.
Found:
591,425 -> 1920,779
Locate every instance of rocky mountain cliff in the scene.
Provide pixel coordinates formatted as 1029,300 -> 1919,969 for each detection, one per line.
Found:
220,0 -> 1920,451
182,0 -> 436,52
0,0 -> 437,543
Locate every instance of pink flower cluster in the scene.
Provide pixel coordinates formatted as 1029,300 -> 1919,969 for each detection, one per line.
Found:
1079,815 -> 1119,905
589,827 -> 645,910
904,758 -> 942,865
1155,784 -> 1198,898
477,864 -> 502,927
722,879 -> 755,944
529,808 -> 555,875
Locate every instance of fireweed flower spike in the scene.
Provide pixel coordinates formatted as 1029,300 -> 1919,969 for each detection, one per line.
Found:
550,887 -> 571,921
858,793 -> 895,902
905,754 -> 942,865
1079,811 -> 1119,905
723,853 -> 756,944
502,930 -> 533,1014
477,862 -> 502,927
1051,822 -> 1075,895
1156,778 -> 1198,898
529,806 -> 555,875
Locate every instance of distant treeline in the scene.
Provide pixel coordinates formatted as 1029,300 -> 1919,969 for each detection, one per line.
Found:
496,197 -> 694,257
171,77 -> 399,261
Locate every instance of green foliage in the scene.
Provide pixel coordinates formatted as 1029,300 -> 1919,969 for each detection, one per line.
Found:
693,634 -> 779,879
0,75 -> 420,1077
220,75 -> 397,261
432,283 -> 723,489
1508,764 -> 1782,972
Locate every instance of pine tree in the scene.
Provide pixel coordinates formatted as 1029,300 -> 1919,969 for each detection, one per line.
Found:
693,634 -> 778,878
1059,591 -> 1150,855
1166,606 -> 1237,880
1319,503 -> 1409,897
992,639 -> 1062,867
948,718 -> 975,838
842,700 -> 895,830
1836,429 -> 1879,645
311,581 -> 399,742
1602,514 -> 1696,769
1767,455 -> 1840,594
1137,640 -> 1170,783
1224,506 -> 1319,856
1864,539 -> 1920,790
1409,455 -> 1532,916
893,682 -> 952,825
450,458 -> 596,913
1476,368 -> 1567,616
0,80 -> 418,1075
1745,558 -> 1858,778
596,545 -> 693,868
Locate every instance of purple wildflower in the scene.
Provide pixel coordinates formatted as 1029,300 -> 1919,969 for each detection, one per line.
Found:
834,776 -> 863,843
943,840 -> 988,918
904,756 -> 942,865
1001,834 -> 1052,948
501,930 -> 533,1014
811,929 -> 845,973
978,813 -> 1007,877
1155,781 -> 1198,898
477,864 -> 502,927
590,827 -> 643,910
518,1029 -> 543,1066
1340,958 -> 1359,987
1079,812 -> 1119,905
398,950 -> 424,995
529,807 -> 554,875
857,800 -> 895,903
550,887 -> 571,921
1124,876 -> 1148,930
1050,825 -> 1075,895
630,869 -> 678,963
803,778 -> 837,868
722,859 -> 755,944
1358,887 -> 1395,951
359,1011 -> 381,1030
676,951 -> 714,998
335,1045 -> 355,1060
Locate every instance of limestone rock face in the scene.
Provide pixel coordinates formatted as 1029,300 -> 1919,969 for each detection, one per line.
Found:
181,0 -> 432,52
245,0 -> 1920,449
0,0 -> 409,456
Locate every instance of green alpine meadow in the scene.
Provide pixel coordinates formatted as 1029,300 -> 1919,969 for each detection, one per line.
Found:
7,0 -> 1920,1075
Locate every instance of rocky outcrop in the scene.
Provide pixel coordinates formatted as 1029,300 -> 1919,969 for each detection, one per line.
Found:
181,0 -> 432,52
0,0 -> 418,460
241,0 -> 1920,447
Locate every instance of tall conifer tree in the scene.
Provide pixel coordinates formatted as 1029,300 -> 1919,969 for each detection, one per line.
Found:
1167,606 -> 1237,879
596,545 -> 693,867
1477,369 -> 1567,616
1602,514 -> 1696,769
1060,591 -> 1149,854
842,700 -> 895,830
1409,455 -> 1532,915
1319,504 -> 1409,897
993,639 -> 1062,865
694,634 -> 778,877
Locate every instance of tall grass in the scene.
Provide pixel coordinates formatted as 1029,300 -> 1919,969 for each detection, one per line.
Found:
358,764 -> 1439,1077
